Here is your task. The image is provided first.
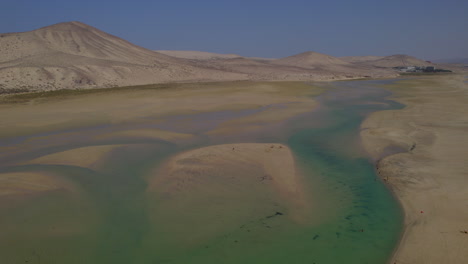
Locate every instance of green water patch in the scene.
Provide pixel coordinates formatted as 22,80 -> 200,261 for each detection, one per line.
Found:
285,81 -> 405,263
0,79 -> 404,264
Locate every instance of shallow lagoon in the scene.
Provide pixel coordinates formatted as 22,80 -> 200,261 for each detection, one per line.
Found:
0,80 -> 403,263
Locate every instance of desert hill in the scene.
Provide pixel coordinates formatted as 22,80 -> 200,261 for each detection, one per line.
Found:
0,22 -> 247,91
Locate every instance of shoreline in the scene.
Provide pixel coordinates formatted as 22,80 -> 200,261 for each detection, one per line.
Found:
361,74 -> 468,264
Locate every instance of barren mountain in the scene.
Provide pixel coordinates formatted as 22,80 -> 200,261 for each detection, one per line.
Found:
0,22 -> 247,91
0,22 -> 402,92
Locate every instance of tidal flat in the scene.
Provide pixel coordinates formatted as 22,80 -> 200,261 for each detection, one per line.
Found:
0,80 -> 403,263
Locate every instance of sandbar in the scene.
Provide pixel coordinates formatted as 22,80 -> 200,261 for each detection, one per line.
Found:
147,143 -> 310,246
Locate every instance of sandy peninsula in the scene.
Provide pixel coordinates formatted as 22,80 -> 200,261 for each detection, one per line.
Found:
361,75 -> 468,264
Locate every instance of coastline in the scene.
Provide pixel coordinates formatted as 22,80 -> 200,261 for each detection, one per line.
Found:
360,75 -> 468,264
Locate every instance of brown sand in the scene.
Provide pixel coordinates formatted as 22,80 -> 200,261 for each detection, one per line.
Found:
361,75 -> 468,264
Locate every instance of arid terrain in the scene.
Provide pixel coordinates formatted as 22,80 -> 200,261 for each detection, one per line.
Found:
6,21 -> 464,93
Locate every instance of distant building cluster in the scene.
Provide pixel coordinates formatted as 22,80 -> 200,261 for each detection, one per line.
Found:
393,66 -> 452,73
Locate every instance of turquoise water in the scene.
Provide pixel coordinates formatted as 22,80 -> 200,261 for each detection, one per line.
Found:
0,80 -> 403,263
285,81 -> 404,263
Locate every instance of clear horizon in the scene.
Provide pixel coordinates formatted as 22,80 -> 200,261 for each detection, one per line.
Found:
2,0 -> 467,60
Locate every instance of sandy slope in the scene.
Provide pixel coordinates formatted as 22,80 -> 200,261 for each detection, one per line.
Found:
361,75 -> 468,264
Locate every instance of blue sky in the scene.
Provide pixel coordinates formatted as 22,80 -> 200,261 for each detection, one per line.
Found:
2,0 -> 467,60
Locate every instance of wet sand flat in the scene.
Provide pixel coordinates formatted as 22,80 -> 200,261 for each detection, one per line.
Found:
361,75 -> 468,264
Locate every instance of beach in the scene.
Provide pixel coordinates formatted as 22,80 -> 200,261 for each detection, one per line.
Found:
361,75 -> 468,264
